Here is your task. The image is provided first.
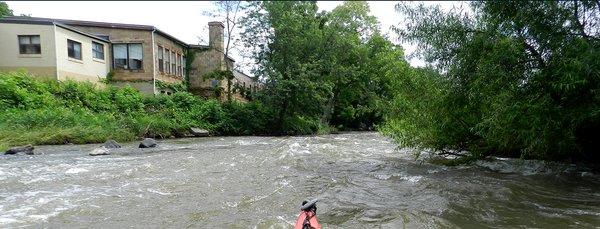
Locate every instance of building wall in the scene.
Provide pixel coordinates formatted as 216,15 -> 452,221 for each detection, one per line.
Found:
0,23 -> 57,78
54,26 -> 110,85
154,33 -> 185,86
189,48 -> 225,89
68,26 -> 155,93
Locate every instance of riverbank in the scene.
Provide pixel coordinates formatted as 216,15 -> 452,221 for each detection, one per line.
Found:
0,71 -> 333,152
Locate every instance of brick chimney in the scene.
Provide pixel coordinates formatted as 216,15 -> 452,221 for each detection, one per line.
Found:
208,21 -> 224,52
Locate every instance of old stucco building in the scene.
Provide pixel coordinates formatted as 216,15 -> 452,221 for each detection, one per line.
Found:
0,16 -> 258,101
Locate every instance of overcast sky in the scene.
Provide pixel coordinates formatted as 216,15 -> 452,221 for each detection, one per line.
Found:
6,1 -> 461,70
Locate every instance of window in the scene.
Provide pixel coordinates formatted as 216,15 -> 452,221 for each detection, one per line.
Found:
113,43 -> 143,70
171,51 -> 176,75
92,42 -> 104,60
18,35 -> 41,54
95,35 -> 110,41
164,48 -> 170,74
158,46 -> 164,73
113,44 -> 127,69
182,57 -> 186,76
176,53 -> 181,76
178,54 -> 184,77
67,39 -> 82,60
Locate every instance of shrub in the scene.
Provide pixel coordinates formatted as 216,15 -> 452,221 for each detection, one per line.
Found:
0,71 -> 291,148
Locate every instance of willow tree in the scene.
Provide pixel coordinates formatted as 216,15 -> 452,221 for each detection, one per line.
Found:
387,1 -> 600,162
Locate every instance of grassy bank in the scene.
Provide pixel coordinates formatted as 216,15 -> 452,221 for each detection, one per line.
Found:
0,71 -> 331,151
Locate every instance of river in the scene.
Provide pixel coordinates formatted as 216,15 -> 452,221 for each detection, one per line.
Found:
1,132 -> 599,228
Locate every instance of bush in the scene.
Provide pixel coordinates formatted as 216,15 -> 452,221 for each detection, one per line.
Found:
0,71 -> 286,148
0,71 -> 339,149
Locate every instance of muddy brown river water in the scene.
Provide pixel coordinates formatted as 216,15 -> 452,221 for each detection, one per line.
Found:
1,132 -> 599,228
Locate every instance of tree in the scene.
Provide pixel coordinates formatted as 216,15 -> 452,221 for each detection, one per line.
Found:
239,1 -> 409,133
0,1 -> 13,17
239,1 -> 332,134
387,1 -> 600,163
203,1 -> 244,102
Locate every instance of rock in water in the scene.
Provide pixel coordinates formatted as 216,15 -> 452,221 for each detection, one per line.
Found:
103,139 -> 121,149
139,138 -> 157,148
89,147 -> 111,156
190,128 -> 210,137
5,145 -> 34,155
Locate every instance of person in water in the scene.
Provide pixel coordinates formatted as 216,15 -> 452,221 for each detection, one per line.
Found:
295,199 -> 321,229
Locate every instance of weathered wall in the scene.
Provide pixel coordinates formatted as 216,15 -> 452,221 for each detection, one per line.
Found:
54,26 -> 110,85
0,23 -> 57,78
69,26 -> 154,82
154,33 -> 185,85
189,48 -> 225,90
68,26 -> 154,94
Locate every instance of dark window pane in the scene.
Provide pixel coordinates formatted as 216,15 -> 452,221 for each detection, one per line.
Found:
158,46 -> 163,72
113,44 -> 127,69
67,39 -> 82,60
129,59 -> 142,70
18,35 -> 41,54
164,49 -> 170,74
92,42 -> 104,60
95,35 -> 110,41
114,58 -> 127,69
128,44 -> 143,70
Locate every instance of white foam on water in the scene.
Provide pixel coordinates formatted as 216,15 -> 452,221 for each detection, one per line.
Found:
65,168 -> 89,174
401,175 -> 422,183
319,143 -> 337,149
236,139 -> 259,146
375,174 -> 392,180
29,213 -> 56,221
0,169 -> 9,181
279,179 -> 291,187
147,188 -> 172,196
0,217 -> 19,225
374,173 -> 422,183
20,176 -> 54,184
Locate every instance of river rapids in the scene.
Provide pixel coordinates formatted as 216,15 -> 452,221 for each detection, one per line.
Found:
1,132 -> 599,228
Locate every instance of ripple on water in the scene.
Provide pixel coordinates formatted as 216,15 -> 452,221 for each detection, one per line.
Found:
65,168 -> 89,174
0,133 -> 599,228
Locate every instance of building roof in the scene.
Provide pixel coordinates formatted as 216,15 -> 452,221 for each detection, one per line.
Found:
233,69 -> 255,82
0,17 -> 110,43
0,16 -> 188,47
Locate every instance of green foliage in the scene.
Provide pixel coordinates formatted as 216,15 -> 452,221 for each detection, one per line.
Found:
0,1 -> 13,17
184,48 -> 199,87
386,1 -> 600,163
203,70 -> 234,81
155,80 -> 187,93
240,1 -> 406,133
0,72 -> 283,148
101,70 -> 115,84
202,70 -> 234,99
